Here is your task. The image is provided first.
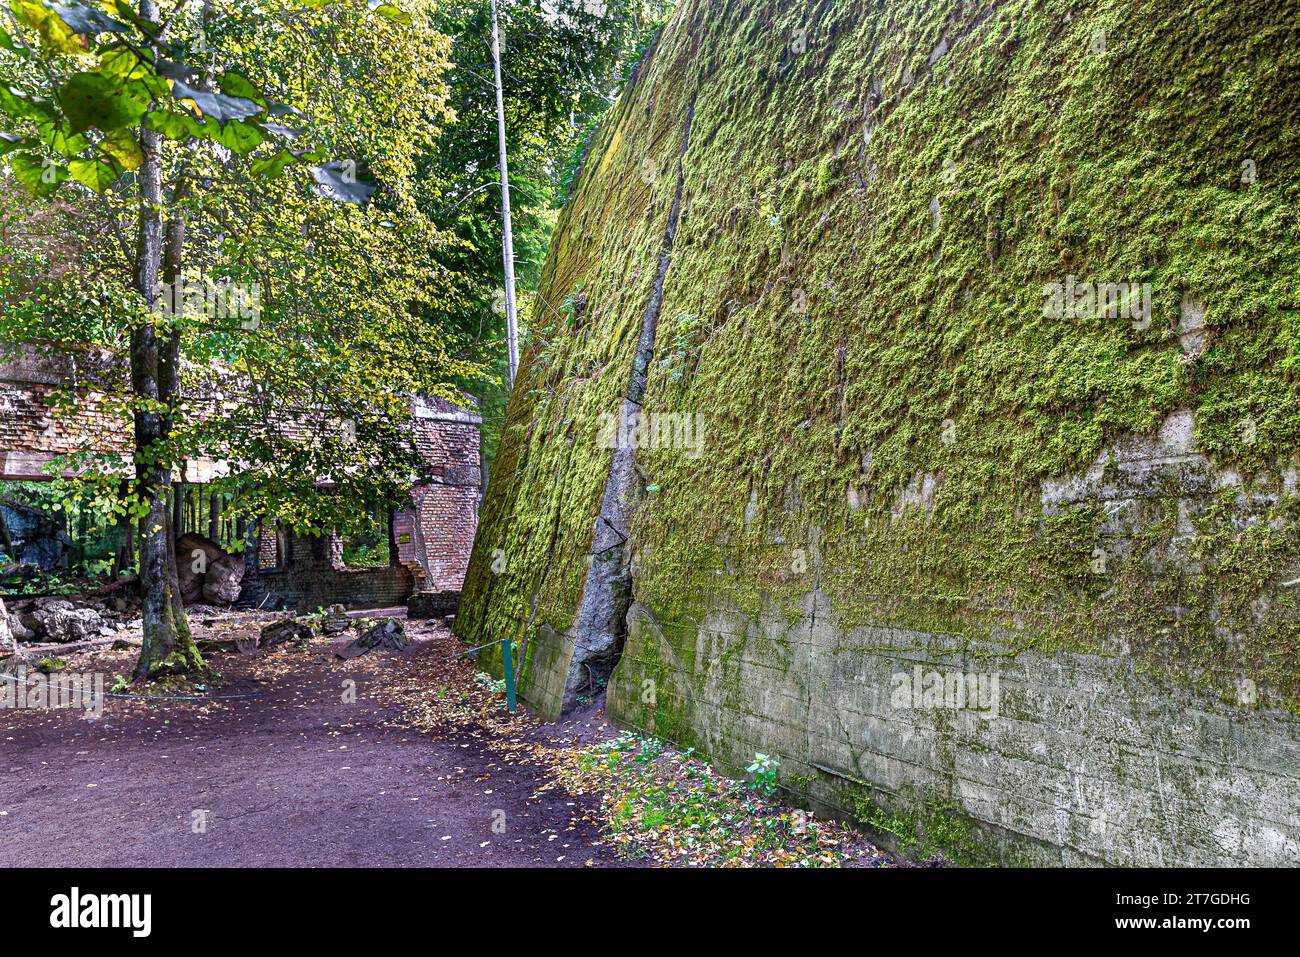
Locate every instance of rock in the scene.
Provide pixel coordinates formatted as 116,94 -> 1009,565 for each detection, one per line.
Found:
32,601 -> 107,643
18,610 -> 41,636
0,597 -> 12,652
8,612 -> 35,643
19,535 -> 68,571
336,618 -> 407,660
259,617 -> 313,649
202,553 -> 245,606
0,501 -> 69,571
321,604 -> 350,635
176,533 -> 223,604
176,533 -> 244,607
196,636 -> 256,655
0,501 -> 47,541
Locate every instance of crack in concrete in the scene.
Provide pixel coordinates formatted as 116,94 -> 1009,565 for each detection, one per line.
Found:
562,99 -> 698,713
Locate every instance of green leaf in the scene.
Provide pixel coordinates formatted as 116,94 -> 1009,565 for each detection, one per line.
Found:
98,48 -> 167,93
170,77 -> 262,125
211,118 -> 265,154
250,148 -> 295,180
36,116 -> 87,155
11,0 -> 83,53
9,151 -> 68,197
99,126 -> 141,169
0,86 -> 57,123
59,72 -> 151,134
219,72 -> 265,106
69,155 -> 125,192
144,108 -> 201,141
367,1 -> 411,24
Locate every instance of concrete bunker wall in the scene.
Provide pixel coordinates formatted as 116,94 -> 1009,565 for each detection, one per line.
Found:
456,0 -> 1300,866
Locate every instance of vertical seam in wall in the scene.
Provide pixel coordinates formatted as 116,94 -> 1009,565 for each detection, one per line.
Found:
560,85 -> 702,709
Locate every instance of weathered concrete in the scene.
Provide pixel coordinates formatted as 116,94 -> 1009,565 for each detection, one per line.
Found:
609,595 -> 1300,866
458,0 -> 1300,865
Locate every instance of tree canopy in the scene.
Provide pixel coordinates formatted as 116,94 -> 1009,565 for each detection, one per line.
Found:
0,0 -> 669,678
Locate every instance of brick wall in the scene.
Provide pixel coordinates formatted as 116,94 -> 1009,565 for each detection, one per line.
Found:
0,349 -> 482,608
0,345 -> 130,478
410,399 -> 481,595
240,525 -> 416,612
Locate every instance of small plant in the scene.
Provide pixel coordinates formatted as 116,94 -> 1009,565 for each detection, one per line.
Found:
746,752 -> 781,797
35,657 -> 66,675
558,284 -> 586,328
603,730 -> 640,752
109,674 -> 130,694
659,312 -> 703,382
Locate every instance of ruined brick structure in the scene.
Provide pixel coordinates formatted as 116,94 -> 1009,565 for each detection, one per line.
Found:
0,344 -> 132,478
0,343 -> 480,613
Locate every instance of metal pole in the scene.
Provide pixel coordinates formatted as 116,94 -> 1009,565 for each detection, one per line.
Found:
501,636 -> 516,713
490,0 -> 520,387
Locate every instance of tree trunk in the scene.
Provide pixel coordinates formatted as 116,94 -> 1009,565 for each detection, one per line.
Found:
172,480 -> 184,535
161,326 -> 193,648
209,492 -> 221,542
130,0 -> 200,680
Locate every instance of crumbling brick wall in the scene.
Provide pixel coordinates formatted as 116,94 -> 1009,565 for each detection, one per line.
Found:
0,345 -> 129,479
240,524 -> 416,612
0,347 -> 481,608
410,400 -> 481,593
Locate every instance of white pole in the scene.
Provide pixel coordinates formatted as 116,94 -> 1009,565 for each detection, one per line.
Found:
491,0 -> 520,387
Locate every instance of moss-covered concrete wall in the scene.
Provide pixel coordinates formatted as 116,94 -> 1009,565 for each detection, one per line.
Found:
457,0 -> 1300,864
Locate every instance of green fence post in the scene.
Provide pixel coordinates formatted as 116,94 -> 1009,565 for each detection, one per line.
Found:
501,637 -> 516,713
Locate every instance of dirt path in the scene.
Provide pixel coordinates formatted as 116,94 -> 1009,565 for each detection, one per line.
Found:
0,619 -> 632,867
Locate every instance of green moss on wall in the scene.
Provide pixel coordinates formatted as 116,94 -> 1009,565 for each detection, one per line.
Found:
460,0 -> 1300,715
